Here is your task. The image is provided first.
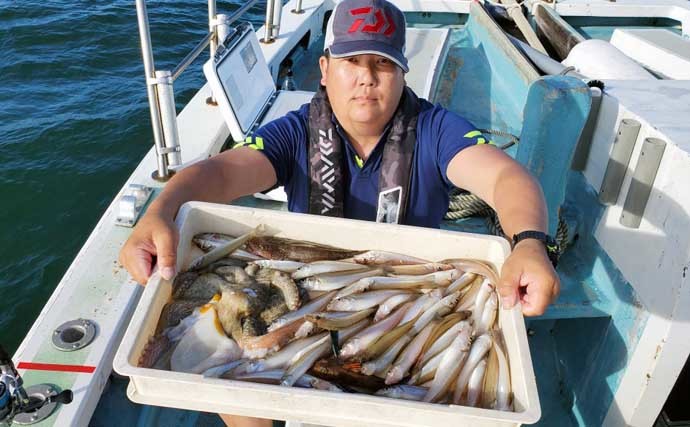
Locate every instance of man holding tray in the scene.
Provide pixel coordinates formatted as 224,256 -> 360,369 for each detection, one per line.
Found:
120,0 -> 559,424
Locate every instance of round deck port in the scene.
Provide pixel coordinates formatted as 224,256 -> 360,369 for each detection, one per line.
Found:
52,319 -> 96,352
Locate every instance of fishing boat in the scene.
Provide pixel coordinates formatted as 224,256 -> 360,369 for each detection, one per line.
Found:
3,0 -> 689,426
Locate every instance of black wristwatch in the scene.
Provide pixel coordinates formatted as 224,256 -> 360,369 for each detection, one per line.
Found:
512,230 -> 560,268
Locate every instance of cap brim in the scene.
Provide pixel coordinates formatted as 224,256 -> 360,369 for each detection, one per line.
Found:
328,40 -> 409,73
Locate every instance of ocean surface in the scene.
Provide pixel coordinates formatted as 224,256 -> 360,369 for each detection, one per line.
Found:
0,1 -> 265,354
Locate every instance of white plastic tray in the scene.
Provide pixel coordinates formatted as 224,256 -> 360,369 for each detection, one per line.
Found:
114,202 -> 540,427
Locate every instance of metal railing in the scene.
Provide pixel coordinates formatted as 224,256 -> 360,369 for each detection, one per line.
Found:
261,0 -> 284,43
134,0 -> 261,181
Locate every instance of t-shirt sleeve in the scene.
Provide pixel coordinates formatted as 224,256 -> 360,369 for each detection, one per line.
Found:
233,104 -> 308,187
430,107 -> 485,187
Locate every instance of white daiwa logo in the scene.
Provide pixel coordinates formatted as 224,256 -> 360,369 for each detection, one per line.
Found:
318,128 -> 336,213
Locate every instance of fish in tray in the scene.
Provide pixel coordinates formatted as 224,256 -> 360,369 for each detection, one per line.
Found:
244,235 -> 366,262
138,227 -> 513,411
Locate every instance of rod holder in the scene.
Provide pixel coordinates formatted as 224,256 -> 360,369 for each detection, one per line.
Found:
262,0 -> 276,43
620,138 -> 666,228
206,13 -> 231,106
216,14 -> 231,46
136,0 -> 170,181
272,0 -> 283,38
155,70 -> 182,167
292,0 -> 304,14
599,118 -> 641,205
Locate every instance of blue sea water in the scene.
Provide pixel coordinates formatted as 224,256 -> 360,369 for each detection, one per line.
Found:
0,1 -> 265,354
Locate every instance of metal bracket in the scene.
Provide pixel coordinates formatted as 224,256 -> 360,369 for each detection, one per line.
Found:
11,385 -> 58,425
115,184 -> 154,227
209,17 -> 224,27
157,146 -> 181,155
146,75 -> 172,86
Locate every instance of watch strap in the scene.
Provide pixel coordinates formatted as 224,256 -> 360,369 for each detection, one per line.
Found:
512,230 -> 560,267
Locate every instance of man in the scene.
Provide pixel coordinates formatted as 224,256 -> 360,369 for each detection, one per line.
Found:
120,0 -> 559,425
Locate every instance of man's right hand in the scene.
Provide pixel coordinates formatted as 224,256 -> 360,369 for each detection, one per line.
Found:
118,211 -> 179,285
117,147 -> 279,285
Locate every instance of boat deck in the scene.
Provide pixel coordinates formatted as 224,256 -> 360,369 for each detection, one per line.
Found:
92,13 -> 647,427
14,1 -> 690,426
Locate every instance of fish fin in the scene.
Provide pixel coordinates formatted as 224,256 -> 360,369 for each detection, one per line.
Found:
342,361 -> 362,373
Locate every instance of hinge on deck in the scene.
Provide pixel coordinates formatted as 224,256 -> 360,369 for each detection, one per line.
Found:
115,183 -> 154,227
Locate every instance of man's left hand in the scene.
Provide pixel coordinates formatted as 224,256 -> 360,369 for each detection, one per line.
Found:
497,239 -> 560,316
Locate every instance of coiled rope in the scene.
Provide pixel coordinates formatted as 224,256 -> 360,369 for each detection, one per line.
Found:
444,130 -> 570,253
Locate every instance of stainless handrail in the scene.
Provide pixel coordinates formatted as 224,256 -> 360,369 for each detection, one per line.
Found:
208,0 -> 218,59
171,0 -> 260,80
292,0 -> 304,14
223,0 -> 261,30
263,0 -> 277,43
272,0 -> 283,38
135,0 -> 261,180
171,32 -> 214,81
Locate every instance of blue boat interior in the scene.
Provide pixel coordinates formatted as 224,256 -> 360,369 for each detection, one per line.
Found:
92,7 -> 652,427
563,16 -> 682,40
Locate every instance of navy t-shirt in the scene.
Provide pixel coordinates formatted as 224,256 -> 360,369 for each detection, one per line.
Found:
241,98 -> 482,228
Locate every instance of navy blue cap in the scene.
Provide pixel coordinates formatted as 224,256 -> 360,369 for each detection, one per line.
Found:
325,0 -> 408,72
